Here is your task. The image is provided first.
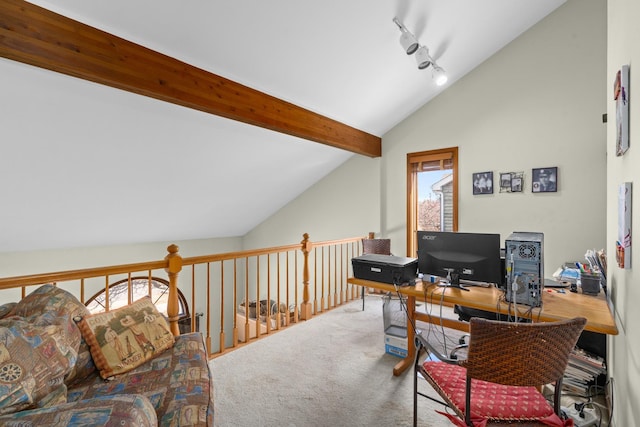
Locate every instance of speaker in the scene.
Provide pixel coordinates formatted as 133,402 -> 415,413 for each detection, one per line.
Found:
505,232 -> 544,307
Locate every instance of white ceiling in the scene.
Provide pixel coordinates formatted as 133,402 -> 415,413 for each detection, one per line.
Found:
1,0 -> 565,253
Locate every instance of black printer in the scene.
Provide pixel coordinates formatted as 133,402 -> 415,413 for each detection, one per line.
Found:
352,254 -> 418,285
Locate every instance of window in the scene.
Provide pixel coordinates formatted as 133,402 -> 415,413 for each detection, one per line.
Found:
406,147 -> 458,257
85,277 -> 189,319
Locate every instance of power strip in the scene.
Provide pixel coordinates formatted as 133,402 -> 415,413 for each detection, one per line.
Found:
561,405 -> 597,427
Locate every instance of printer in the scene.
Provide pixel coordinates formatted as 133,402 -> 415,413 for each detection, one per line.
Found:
352,254 -> 418,285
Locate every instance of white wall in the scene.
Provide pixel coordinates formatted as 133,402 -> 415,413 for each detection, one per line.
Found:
607,1 -> 640,425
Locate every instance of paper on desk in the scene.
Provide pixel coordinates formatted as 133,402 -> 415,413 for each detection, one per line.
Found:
552,265 -> 580,284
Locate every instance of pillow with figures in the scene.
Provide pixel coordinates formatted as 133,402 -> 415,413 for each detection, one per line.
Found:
76,297 -> 174,379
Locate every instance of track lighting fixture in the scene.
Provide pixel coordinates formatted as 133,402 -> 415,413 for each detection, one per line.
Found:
393,17 -> 419,55
393,17 -> 448,85
432,65 -> 448,86
414,46 -> 432,70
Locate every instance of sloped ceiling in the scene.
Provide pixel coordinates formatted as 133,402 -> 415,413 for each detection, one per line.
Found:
0,0 -> 565,252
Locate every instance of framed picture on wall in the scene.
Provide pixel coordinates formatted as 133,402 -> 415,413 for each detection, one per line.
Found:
615,65 -> 630,156
532,167 -> 557,193
472,172 -> 493,195
511,177 -> 523,192
500,173 -> 512,190
499,172 -> 524,193
617,182 -> 632,268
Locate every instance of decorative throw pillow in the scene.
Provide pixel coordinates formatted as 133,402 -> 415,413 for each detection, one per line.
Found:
76,296 -> 175,379
0,313 -> 78,414
10,284 -> 95,383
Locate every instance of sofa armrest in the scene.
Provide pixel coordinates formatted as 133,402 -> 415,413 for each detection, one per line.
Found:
0,394 -> 157,426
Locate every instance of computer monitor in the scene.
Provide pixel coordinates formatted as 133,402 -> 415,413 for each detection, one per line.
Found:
417,231 -> 503,291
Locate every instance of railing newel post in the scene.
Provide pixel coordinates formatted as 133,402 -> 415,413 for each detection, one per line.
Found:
164,244 -> 183,336
300,233 -> 313,320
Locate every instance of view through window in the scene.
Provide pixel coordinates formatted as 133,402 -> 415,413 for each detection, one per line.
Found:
417,170 -> 452,232
406,147 -> 458,257
85,277 -> 188,318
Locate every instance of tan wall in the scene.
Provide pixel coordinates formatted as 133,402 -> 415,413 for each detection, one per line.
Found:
607,1 -> 640,425
243,154 -> 381,249
0,237 -> 242,277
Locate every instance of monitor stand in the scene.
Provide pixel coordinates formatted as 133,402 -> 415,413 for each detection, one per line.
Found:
438,269 -> 470,292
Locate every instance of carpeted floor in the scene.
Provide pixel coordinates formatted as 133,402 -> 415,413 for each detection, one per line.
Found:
210,294 -> 461,427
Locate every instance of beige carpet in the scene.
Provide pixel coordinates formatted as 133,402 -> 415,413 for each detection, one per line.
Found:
210,294 -> 463,427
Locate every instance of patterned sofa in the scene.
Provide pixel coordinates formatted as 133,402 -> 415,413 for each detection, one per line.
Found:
0,284 -> 214,426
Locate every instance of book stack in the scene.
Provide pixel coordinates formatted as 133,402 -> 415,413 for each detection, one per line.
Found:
563,347 -> 607,395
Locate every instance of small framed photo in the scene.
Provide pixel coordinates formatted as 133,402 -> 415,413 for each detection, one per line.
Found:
472,171 -> 493,195
500,173 -> 512,190
511,177 -> 523,192
499,171 -> 524,193
532,167 -> 557,193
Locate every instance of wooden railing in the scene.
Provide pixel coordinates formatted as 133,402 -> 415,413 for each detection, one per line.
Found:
0,234 -> 365,358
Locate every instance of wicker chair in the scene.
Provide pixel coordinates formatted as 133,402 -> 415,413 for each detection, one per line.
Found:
413,316 -> 587,427
361,234 -> 391,310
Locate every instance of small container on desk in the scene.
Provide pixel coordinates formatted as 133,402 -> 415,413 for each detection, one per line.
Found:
579,272 -> 602,295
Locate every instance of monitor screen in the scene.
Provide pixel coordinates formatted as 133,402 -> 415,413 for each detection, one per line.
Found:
417,231 -> 503,289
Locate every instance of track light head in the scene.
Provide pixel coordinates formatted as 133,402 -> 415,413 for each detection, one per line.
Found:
433,65 -> 448,86
393,17 -> 419,55
399,32 -> 419,55
415,46 -> 432,70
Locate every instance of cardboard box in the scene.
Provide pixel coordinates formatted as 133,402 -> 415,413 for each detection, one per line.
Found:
236,312 -> 282,342
384,333 -> 408,358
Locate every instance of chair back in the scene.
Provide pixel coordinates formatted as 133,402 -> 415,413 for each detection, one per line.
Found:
463,317 -> 587,387
362,238 -> 391,255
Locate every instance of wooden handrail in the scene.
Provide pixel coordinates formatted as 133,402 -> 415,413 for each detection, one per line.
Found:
0,260 -> 167,290
181,243 -> 301,266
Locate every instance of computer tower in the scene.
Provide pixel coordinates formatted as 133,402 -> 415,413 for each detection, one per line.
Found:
505,232 -> 544,307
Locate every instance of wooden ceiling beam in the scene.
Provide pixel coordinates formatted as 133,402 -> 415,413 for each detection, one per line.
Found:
0,0 -> 381,157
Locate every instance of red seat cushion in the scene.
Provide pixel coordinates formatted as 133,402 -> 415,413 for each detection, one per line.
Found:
423,361 -> 562,423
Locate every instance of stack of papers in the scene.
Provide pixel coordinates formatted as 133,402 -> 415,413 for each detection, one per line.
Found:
551,263 -> 581,284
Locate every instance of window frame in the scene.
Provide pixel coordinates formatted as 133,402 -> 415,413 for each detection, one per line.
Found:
85,276 -> 190,319
406,147 -> 459,257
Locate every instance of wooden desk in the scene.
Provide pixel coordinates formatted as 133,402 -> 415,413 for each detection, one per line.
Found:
348,278 -> 618,376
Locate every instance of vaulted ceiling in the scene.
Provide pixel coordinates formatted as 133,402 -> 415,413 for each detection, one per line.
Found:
0,0 -> 565,252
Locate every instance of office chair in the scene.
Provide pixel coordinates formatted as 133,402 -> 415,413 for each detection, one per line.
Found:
413,316 -> 587,427
361,233 -> 391,310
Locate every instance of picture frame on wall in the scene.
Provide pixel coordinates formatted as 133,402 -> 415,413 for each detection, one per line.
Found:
499,172 -> 524,193
615,65 -> 630,156
617,182 -> 632,269
500,173 -> 512,190
532,167 -> 557,193
511,177 -> 523,193
472,172 -> 493,195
